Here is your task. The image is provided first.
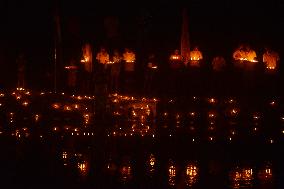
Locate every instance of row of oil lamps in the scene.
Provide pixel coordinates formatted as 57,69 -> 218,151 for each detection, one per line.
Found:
2,128 -> 280,145
3,112 -> 91,125
4,88 -> 279,109
1,89 -> 279,114
3,106 -> 283,124
2,88 -> 279,105
1,89 -> 283,132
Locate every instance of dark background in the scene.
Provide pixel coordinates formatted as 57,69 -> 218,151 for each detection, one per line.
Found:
0,0 -> 283,90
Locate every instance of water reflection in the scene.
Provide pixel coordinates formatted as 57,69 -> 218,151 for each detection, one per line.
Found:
119,157 -> 133,183
60,151 -> 90,178
185,161 -> 199,187
258,162 -> 273,185
56,148 -> 275,188
105,158 -> 117,176
74,153 -> 89,177
230,166 -> 253,188
62,151 -> 68,166
78,160 -> 88,176
120,165 -> 132,183
168,159 -> 177,187
10,128 -> 280,188
146,153 -> 156,177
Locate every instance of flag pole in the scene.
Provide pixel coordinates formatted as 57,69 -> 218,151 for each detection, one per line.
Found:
54,44 -> 57,93
53,0 -> 61,93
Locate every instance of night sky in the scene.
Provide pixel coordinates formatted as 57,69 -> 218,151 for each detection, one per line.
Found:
0,0 -> 283,89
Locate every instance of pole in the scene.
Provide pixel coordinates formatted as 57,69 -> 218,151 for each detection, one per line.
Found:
53,0 -> 61,93
54,45 -> 57,93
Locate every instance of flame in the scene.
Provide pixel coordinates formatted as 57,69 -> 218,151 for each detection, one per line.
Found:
190,57 -> 200,60
81,43 -> 93,72
52,103 -> 60,109
171,55 -> 181,60
266,66 -> 276,70
64,105 -> 72,111
22,101 -> 29,106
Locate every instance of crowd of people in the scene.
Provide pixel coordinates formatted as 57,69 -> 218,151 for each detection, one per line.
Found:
64,45 -> 137,95
62,43 -> 280,97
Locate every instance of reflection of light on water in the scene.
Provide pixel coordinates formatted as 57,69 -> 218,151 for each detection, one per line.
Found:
252,112 -> 261,121
9,112 -> 14,123
208,98 -> 216,104
105,159 -> 117,175
231,130 -> 236,135
62,151 -> 67,159
120,165 -> 132,182
150,156 -> 155,166
34,114 -> 40,122
176,113 -> 181,125
73,153 -> 89,177
78,161 -> 88,175
230,167 -> 253,188
22,101 -> 29,107
146,154 -> 156,176
83,113 -> 90,124
258,167 -> 272,180
185,162 -> 199,187
258,162 -> 273,183
228,108 -> 239,118
168,160 -> 176,186
208,112 -> 216,119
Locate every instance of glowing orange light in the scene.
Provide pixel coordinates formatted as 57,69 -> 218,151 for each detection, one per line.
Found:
52,103 -> 60,109
22,101 -> 29,106
64,105 -> 72,111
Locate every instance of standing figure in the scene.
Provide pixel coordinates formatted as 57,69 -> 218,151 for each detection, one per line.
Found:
262,47 -> 280,96
212,56 -> 226,72
144,53 -> 158,95
188,46 -> 203,67
233,45 -> 246,60
80,43 -> 93,94
96,47 -> 110,68
263,47 -> 280,72
232,45 -> 248,96
210,55 -> 227,96
233,44 -> 257,70
232,45 -> 246,69
110,49 -> 122,93
95,47 -> 110,93
244,45 -> 257,71
65,59 -> 78,93
122,48 -> 136,94
169,49 -> 184,96
244,45 -> 258,94
169,49 -> 183,69
187,46 -> 203,96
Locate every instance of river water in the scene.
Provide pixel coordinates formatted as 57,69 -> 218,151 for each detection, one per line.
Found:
0,91 -> 283,188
